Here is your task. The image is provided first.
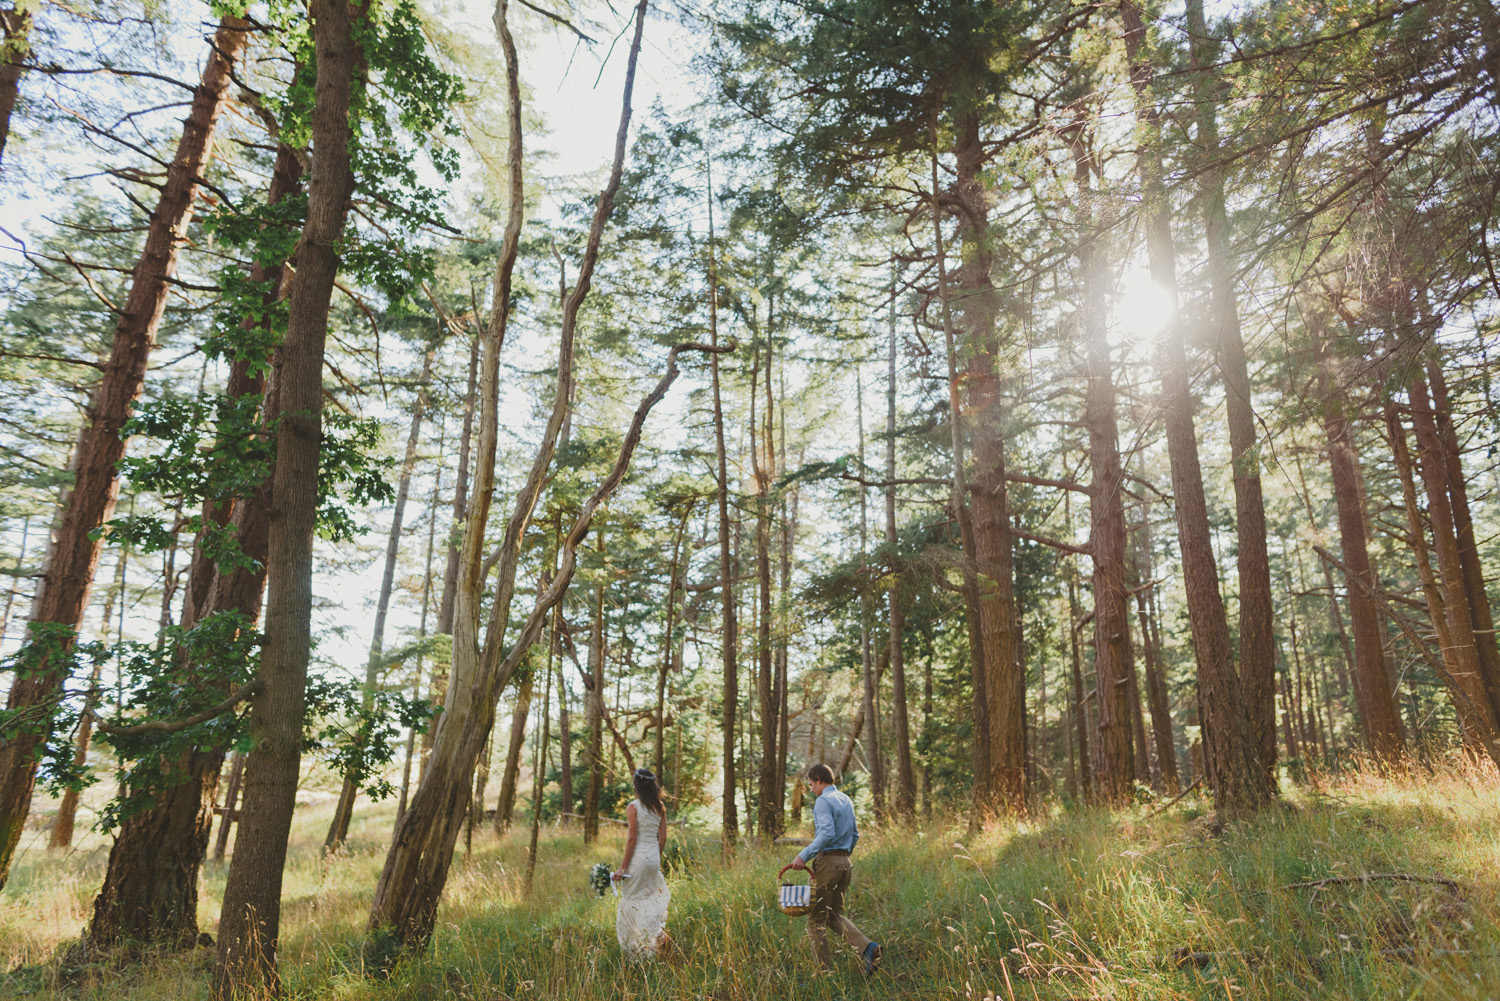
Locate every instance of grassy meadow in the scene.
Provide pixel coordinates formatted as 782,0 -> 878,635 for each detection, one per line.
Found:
2,766 -> 1499,999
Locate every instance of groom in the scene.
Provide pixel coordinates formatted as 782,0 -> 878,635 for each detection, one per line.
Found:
786,764 -> 882,975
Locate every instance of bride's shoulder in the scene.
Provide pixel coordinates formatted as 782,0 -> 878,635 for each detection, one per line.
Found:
626,800 -> 639,815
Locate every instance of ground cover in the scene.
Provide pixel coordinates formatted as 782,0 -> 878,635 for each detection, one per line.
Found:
2,766 -> 1497,999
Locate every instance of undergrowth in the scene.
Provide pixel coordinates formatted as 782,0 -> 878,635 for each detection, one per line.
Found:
3,765 -> 1498,999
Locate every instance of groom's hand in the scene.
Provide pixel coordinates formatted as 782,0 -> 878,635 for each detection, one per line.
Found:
789,857 -> 807,871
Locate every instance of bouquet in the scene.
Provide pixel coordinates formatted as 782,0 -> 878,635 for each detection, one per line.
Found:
588,862 -> 613,897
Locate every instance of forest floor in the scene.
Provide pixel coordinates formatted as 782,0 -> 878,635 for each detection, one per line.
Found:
2,766 -> 1499,999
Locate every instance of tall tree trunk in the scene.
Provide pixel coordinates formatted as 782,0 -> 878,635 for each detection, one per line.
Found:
854,368 -> 886,820
90,137 -> 300,949
1407,373 -> 1500,741
1185,0 -> 1278,791
1122,0 -> 1268,815
884,275 -> 915,817
583,545 -> 605,842
399,437 -> 446,824
1133,510 -> 1180,794
921,648 -> 932,816
468,731 -> 491,851
0,514 -> 32,645
327,350 -> 433,849
212,0 -> 360,987
707,153 -> 739,855
950,111 -> 1024,812
50,548 -> 124,849
0,16 -> 250,889
1068,121 -> 1134,805
930,139 -> 993,820
657,501 -> 691,777
1319,562 -> 1355,699
366,0 -> 654,950
555,611 -> 574,820
495,672 -> 535,832
1424,359 -> 1500,719
752,321 -> 782,837
1310,321 -> 1406,763
213,751 -> 245,860
49,656 -> 103,850
523,641 -> 552,896
425,332 -> 480,767
0,1 -> 31,166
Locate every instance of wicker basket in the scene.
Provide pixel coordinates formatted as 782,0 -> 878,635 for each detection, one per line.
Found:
777,863 -> 812,916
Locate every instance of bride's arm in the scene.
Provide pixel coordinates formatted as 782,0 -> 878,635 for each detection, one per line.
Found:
615,802 -> 639,879
659,806 -> 667,854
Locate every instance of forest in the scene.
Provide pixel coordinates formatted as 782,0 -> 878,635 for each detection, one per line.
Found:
1,0 -> 1498,997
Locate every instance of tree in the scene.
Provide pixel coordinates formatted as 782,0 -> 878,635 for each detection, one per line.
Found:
212,0 -> 364,988
1121,0 -> 1271,815
0,13 -> 250,889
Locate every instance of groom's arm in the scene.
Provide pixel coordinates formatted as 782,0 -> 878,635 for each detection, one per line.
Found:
797,796 -> 834,863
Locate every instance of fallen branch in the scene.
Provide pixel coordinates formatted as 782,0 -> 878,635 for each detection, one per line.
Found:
1148,776 -> 1203,817
1279,872 -> 1465,893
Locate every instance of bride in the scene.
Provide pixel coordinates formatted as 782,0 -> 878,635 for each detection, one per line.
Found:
612,768 -> 674,959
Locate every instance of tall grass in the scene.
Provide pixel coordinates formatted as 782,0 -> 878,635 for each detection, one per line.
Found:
3,765 -> 1498,999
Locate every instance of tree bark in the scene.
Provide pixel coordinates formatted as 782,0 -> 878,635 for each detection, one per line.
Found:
555,610 -> 574,820
1122,0 -> 1269,815
522,640 -> 552,896
327,350 -> 433,849
0,1 -> 31,166
930,138 -> 993,821
50,567 -> 120,850
1133,509 -> 1180,794
950,110 -> 1024,813
1407,372 -> 1500,740
707,152 -> 739,855
0,14 -> 250,892
49,656 -> 103,850
885,278 -> 915,817
426,331 -> 480,767
1185,0 -> 1278,791
583,547 -> 604,842
1425,359 -> 1500,720
854,367 -> 886,821
1310,322 -> 1406,764
399,436 -> 446,824
656,500 -> 692,776
90,137 -> 299,949
494,671 -> 534,832
213,751 -> 245,860
1068,121 -> 1133,805
212,0 -> 360,988
752,326 -> 781,836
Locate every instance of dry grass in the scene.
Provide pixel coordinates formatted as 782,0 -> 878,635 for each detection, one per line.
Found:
4,764 -> 1500,999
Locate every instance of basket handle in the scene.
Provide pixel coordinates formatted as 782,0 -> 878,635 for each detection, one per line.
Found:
778,862 -> 808,883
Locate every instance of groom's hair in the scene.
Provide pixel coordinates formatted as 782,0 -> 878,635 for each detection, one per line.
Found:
807,763 -> 835,785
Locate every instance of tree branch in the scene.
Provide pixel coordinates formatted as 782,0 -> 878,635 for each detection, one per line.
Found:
88,682 -> 261,736
1013,526 -> 1092,556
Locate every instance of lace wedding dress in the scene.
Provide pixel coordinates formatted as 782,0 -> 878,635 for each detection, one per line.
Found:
615,799 -> 671,958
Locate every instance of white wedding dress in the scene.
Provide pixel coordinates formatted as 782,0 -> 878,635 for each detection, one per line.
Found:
615,799 -> 671,958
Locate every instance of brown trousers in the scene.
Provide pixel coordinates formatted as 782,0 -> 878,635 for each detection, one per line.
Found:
807,854 -> 872,968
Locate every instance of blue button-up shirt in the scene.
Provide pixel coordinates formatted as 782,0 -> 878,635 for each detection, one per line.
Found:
797,785 -> 860,862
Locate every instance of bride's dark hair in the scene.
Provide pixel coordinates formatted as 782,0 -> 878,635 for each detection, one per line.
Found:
633,768 -> 664,817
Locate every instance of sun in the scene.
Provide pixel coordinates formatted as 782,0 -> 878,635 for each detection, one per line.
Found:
1111,271 -> 1176,345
